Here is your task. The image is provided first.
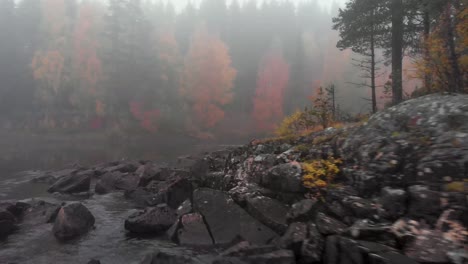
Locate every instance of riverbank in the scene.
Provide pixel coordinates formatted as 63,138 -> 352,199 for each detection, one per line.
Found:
1,94 -> 467,264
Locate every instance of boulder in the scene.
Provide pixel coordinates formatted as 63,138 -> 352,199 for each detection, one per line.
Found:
47,172 -> 91,194
175,213 -> 213,246
193,188 -> 277,245
286,199 -> 319,223
379,187 -> 407,220
341,94 -> 468,195
87,259 -> 101,264
245,196 -> 289,234
95,171 -> 139,194
136,164 -> 162,187
0,210 -> 17,238
21,199 -> 60,226
315,213 -> 347,236
125,204 -> 177,234
53,203 -> 95,241
141,176 -> 192,209
261,163 -> 304,193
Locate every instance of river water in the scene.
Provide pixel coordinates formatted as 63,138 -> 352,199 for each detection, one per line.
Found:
0,133 -> 231,264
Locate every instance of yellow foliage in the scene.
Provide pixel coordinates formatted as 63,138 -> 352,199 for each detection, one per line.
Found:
275,110 -> 306,137
444,181 -> 466,192
302,157 -> 342,190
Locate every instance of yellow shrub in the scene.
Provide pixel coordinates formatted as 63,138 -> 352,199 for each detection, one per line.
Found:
302,157 -> 342,190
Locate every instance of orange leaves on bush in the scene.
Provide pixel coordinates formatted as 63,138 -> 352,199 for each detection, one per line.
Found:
252,44 -> 290,132
180,24 -> 236,129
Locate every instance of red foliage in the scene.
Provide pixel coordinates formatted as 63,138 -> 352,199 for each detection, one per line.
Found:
129,101 -> 161,132
252,45 -> 290,132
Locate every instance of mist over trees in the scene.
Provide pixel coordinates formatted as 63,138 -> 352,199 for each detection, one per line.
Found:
0,0 -> 465,139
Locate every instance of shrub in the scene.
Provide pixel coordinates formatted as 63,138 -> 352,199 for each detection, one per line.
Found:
302,156 -> 342,190
275,110 -> 316,137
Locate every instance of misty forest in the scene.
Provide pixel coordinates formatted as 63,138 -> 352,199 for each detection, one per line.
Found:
0,0 -> 464,139
0,0 -> 467,264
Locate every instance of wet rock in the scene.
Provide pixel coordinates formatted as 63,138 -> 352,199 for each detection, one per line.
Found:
0,210 -> 17,238
47,172 -> 91,194
315,213 -> 347,236
245,196 -> 289,234
379,187 -> 407,220
95,171 -> 139,194
136,164 -> 162,187
261,162 -> 304,193
21,199 -> 60,226
175,213 -> 213,246
103,162 -> 138,174
215,241 -> 296,264
30,171 -> 58,184
140,249 -> 206,264
193,188 -> 277,245
87,259 -> 101,264
228,183 -> 274,207
176,199 -> 192,217
53,203 -> 95,241
144,176 -> 192,209
125,204 -> 177,234
286,199 -> 319,223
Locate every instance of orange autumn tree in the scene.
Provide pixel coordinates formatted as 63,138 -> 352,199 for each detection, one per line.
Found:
72,1 -> 104,119
180,24 -> 236,131
31,0 -> 67,99
252,41 -> 290,132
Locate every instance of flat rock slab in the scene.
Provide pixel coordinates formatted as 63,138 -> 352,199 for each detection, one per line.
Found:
177,213 -> 213,246
193,188 -> 277,246
246,196 -> 289,234
125,204 -> 178,234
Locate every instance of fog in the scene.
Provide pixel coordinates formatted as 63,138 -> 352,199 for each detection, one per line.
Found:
0,0 -> 421,146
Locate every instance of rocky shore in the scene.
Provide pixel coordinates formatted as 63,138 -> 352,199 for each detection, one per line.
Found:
1,94 -> 467,264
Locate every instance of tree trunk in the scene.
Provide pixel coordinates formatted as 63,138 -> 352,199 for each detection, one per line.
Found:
444,2 -> 462,93
423,6 -> 432,92
391,0 -> 403,104
370,9 -> 377,113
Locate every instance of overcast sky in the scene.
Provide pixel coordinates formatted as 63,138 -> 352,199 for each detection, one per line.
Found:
162,0 -> 347,13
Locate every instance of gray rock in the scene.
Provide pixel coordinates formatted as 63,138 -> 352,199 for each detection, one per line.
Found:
48,172 -> 91,194
380,187 -> 407,220
261,163 -> 304,193
53,203 -> 95,241
245,196 -> 289,234
176,213 -> 213,246
193,188 -> 277,245
125,204 -> 177,234
315,213 -> 347,236
286,199 -> 319,223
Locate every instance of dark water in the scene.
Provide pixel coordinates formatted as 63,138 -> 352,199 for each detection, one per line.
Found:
0,133 -> 232,264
